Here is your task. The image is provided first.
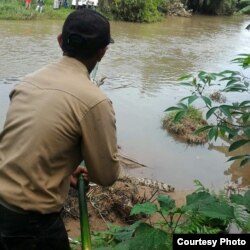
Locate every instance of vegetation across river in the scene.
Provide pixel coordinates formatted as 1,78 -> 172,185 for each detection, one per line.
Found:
1,0 -> 250,21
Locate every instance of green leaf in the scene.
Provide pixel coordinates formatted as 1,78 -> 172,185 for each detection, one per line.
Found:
240,158 -> 250,167
186,191 -> 234,220
198,71 -> 207,77
180,82 -> 193,86
157,195 -> 175,212
225,78 -> 242,86
242,216 -> 250,232
188,95 -> 199,105
113,221 -> 142,242
206,107 -> 218,119
178,103 -> 188,109
231,111 -> 243,116
233,54 -> 250,69
194,125 -> 212,134
229,139 -> 250,152
112,241 -> 131,250
130,202 -> 158,216
186,192 -> 214,207
178,74 -> 193,81
129,223 -> 168,250
242,57 -> 250,68
164,106 -> 181,112
244,190 -> 250,211
242,113 -> 250,123
220,125 -> 237,138
201,96 -> 212,107
193,179 -> 209,192
219,127 -> 226,137
227,155 -> 247,162
180,96 -> 190,102
174,111 -> 185,122
199,202 -> 234,220
227,83 -> 246,88
219,105 -> 232,117
209,73 -> 218,80
224,87 -> 246,92
223,85 -> 248,92
208,127 -> 218,141
180,95 -> 199,105
228,131 -> 237,140
220,76 -> 234,81
239,101 -> 250,108
230,194 -> 244,205
219,70 -> 239,76
198,71 -> 208,82
227,155 -> 250,167
192,77 -> 197,86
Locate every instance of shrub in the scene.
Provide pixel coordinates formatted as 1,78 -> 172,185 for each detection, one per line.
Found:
111,0 -> 165,22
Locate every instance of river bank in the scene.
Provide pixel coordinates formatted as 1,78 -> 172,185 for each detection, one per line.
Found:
1,0 -> 188,21
1,0 -> 249,21
63,174 -> 192,242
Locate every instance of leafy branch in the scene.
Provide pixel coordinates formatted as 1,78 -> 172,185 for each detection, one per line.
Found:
91,181 -> 250,250
165,54 -> 250,166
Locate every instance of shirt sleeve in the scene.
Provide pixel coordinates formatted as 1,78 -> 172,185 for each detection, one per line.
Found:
80,99 -> 121,186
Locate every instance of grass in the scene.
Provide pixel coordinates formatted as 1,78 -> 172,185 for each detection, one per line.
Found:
0,0 -> 73,20
162,106 -> 209,144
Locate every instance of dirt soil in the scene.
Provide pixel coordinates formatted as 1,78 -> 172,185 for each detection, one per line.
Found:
63,175 -> 192,240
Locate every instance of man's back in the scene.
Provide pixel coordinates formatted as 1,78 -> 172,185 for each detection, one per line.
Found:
0,9 -> 120,249
0,56 -> 119,213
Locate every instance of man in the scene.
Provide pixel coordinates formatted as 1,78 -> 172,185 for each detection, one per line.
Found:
63,0 -> 68,8
0,9 -> 120,250
36,0 -> 44,13
53,0 -> 60,9
25,0 -> 32,9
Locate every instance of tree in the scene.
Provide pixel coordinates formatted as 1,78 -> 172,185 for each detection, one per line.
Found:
185,0 -> 238,15
110,0 -> 165,22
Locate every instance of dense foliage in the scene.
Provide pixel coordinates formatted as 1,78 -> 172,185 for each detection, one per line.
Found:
165,54 -> 250,167
110,0 -> 165,22
185,0 -> 238,15
237,0 -> 250,14
1,0 -> 250,21
70,181 -> 250,249
184,0 -> 250,15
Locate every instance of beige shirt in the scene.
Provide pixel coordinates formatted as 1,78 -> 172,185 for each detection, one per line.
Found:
0,56 -> 120,214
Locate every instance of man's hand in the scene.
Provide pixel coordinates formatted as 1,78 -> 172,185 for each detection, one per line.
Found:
70,165 -> 89,189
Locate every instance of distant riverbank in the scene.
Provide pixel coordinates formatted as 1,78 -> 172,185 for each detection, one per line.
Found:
1,0 -> 249,21
0,0 -> 73,20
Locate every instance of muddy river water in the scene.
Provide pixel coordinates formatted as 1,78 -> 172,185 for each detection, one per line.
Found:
0,15 -> 250,190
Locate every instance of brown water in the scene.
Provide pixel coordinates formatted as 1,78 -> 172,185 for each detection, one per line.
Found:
1,15 -> 250,190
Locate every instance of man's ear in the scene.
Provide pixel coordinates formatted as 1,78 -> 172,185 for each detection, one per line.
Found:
57,34 -> 63,48
97,47 -> 108,62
